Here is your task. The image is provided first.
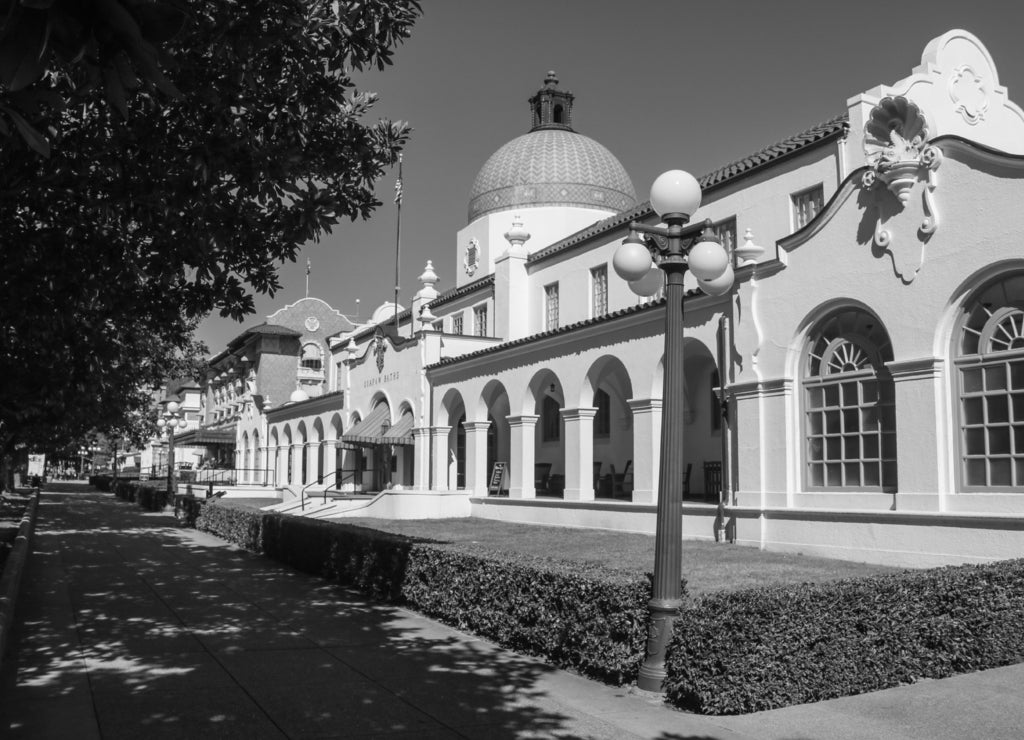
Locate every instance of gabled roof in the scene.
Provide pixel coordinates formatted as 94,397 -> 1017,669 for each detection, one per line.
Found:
529,114 -> 849,266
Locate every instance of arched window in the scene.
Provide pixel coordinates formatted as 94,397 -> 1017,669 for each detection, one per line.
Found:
803,308 -> 896,490
300,343 -> 323,372
955,273 -> 1024,490
553,104 -> 564,124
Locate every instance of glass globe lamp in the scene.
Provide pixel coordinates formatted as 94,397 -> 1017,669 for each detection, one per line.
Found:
687,236 -> 730,281
613,232 -> 653,282
697,264 -> 735,296
649,170 -> 702,218
629,265 -> 664,297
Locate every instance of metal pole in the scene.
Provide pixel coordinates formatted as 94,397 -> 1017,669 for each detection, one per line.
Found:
167,427 -> 176,501
393,154 -> 403,332
638,218 -> 688,692
718,313 -> 733,542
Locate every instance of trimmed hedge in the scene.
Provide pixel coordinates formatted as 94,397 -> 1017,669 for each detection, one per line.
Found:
664,559 -> 1024,714
112,480 -> 170,511
196,503 -> 652,684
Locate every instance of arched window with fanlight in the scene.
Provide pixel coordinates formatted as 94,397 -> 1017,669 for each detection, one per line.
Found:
955,273 -> 1024,490
300,342 -> 323,372
803,308 -> 897,491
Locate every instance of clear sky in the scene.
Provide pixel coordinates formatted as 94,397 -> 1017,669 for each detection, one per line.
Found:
196,0 -> 1024,352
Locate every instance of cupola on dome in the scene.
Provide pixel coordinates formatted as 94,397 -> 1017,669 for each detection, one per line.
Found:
468,72 -> 637,223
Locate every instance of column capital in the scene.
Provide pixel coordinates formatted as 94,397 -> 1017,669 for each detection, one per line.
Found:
506,414 -> 539,428
412,426 -> 431,439
627,398 -> 663,413
431,425 -> 452,435
561,406 -> 597,421
464,421 -> 491,432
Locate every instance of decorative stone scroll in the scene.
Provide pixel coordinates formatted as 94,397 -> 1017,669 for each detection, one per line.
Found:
861,96 -> 942,282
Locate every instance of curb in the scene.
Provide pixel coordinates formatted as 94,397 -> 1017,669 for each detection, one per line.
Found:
0,488 -> 41,667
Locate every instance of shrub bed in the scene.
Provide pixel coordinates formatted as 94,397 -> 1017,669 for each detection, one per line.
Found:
112,480 -> 169,511
197,503 -> 652,685
664,559 -> 1024,714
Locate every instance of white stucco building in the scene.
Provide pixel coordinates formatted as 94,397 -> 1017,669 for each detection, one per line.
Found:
218,30 -> 1024,567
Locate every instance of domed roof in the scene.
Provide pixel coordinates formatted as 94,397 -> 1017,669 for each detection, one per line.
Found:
467,72 -> 637,222
468,130 -> 637,222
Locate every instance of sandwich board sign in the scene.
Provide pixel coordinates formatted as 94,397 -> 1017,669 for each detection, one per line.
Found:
488,461 -> 508,496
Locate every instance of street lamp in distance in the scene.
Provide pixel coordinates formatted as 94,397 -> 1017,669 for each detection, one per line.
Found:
156,399 -> 187,501
612,169 -> 733,692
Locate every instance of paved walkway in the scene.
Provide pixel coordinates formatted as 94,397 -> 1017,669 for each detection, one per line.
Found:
1,484 -> 1023,739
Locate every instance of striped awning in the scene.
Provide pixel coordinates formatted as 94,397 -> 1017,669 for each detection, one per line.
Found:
174,428 -> 236,446
342,404 -> 392,446
381,411 -> 414,446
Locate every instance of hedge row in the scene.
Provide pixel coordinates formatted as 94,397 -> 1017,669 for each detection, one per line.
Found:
89,475 -> 113,491
112,480 -> 171,511
664,559 -> 1024,714
196,503 -> 652,684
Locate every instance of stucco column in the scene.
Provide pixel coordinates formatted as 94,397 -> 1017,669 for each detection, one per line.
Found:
431,425 -> 452,491
628,399 -> 662,504
885,357 -> 945,506
507,415 -> 539,498
562,407 -> 597,501
412,427 -> 431,490
464,421 -> 491,496
305,443 -> 317,485
292,444 -> 302,486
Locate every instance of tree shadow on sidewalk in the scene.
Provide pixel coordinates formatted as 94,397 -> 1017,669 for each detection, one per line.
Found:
2,487 -> 660,738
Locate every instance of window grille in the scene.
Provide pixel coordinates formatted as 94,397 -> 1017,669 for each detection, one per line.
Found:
804,309 -> 896,490
956,273 -> 1024,489
545,283 -> 560,331
591,265 -> 608,317
792,185 -> 824,230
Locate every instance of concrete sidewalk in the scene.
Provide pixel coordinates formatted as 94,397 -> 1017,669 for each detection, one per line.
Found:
0,484 -> 1022,739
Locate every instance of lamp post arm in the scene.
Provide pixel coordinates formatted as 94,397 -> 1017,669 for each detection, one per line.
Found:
629,218 -> 712,242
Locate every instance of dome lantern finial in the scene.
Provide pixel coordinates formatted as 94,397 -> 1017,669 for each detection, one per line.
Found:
529,71 -> 574,132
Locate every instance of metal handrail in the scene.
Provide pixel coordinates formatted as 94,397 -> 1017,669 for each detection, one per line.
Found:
299,468 -> 357,511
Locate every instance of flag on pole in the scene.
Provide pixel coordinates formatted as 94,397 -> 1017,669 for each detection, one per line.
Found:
394,154 -> 404,205
306,257 -> 311,275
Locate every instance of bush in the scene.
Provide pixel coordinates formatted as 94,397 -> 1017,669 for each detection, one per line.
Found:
111,481 -> 169,511
664,559 -> 1024,714
196,502 -> 265,550
196,504 -> 653,685
176,495 -> 206,528
89,475 -> 113,491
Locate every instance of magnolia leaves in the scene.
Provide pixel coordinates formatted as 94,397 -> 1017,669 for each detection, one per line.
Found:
0,0 -> 186,155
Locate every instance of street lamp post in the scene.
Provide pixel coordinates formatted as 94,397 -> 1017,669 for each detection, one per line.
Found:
156,400 -> 188,501
612,170 -> 734,692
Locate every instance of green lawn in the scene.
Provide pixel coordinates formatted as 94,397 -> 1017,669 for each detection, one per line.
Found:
340,517 -> 901,597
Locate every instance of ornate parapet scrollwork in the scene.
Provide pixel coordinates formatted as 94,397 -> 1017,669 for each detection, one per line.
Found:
861,96 -> 942,280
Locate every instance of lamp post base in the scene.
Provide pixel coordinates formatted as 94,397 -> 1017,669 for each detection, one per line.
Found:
637,597 -> 682,692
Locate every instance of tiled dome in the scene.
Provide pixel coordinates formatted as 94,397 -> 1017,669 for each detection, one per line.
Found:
467,73 -> 636,223
468,129 -> 637,222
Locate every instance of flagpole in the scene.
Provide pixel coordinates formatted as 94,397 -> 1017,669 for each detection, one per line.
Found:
394,154 -> 403,332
